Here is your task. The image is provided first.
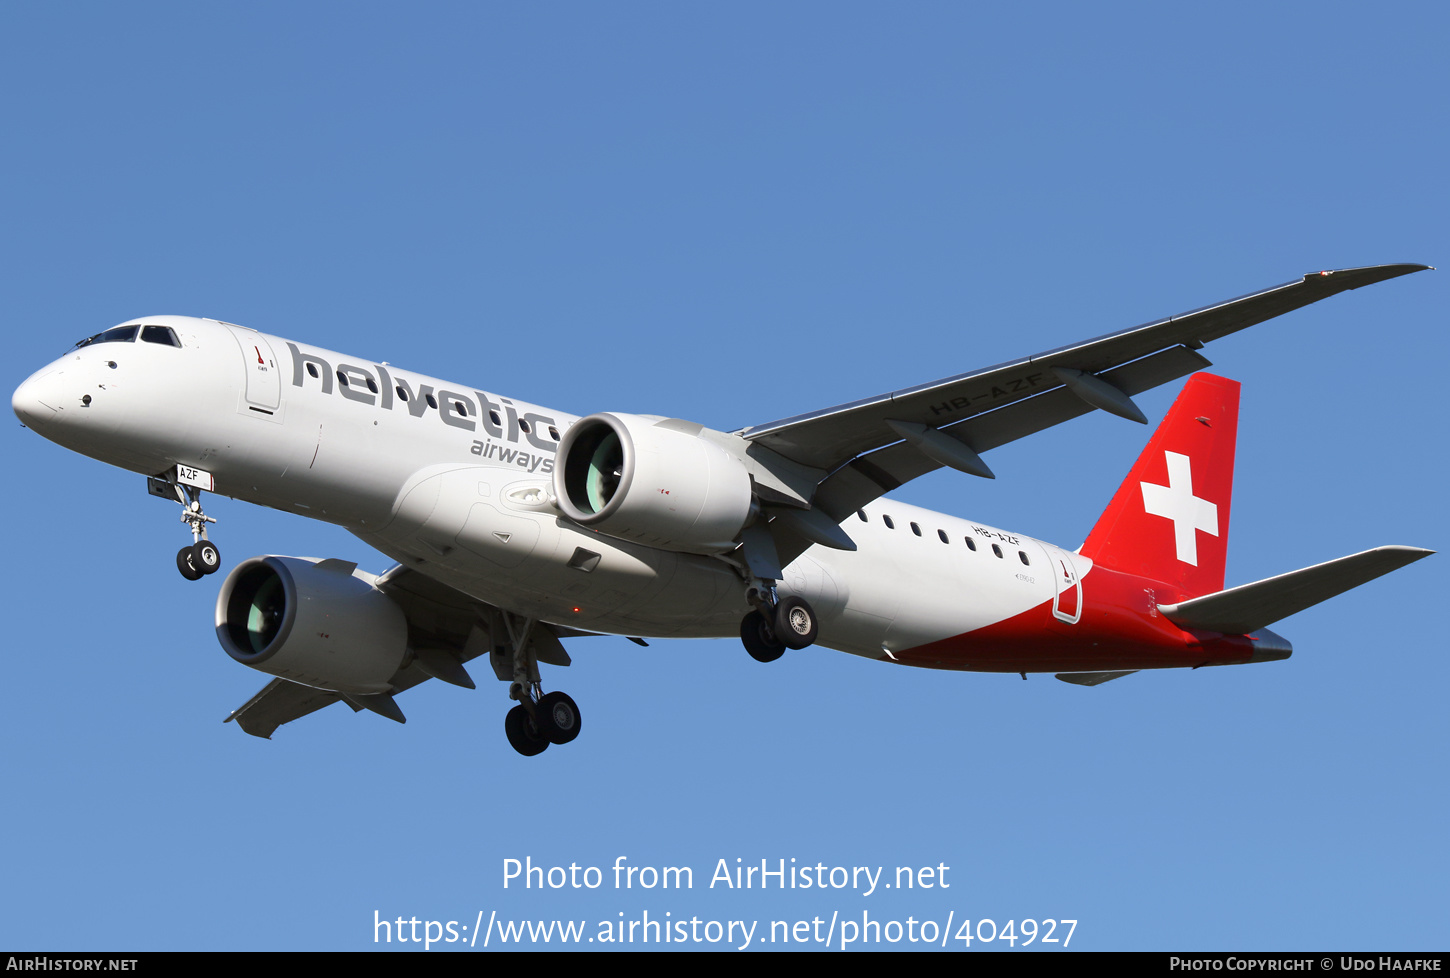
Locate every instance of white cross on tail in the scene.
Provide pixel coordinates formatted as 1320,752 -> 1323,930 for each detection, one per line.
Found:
1140,451 -> 1218,565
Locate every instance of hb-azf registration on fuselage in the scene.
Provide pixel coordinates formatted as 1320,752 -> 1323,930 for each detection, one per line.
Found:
12,264 -> 1434,754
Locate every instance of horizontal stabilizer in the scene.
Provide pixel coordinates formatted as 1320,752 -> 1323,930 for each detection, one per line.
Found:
1158,546 -> 1433,635
1056,670 -> 1138,686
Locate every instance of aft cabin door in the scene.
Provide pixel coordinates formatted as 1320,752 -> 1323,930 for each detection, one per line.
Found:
1040,543 -> 1082,624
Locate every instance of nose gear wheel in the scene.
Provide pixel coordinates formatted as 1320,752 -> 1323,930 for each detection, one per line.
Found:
176,546 -> 203,581
192,539 -> 221,575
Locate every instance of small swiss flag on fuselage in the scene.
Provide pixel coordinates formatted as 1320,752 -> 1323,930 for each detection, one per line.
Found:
1080,373 -> 1238,599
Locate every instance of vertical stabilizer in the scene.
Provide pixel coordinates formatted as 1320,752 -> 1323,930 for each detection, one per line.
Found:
1080,373 -> 1239,598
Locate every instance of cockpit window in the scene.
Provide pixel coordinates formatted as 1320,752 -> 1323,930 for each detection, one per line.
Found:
74,325 -> 138,348
140,325 -> 181,347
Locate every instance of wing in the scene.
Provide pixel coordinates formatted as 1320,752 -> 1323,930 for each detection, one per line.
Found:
740,264 -> 1429,525
223,565 -> 583,738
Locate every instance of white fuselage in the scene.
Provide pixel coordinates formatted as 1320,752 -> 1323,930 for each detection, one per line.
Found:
14,315 -> 1086,662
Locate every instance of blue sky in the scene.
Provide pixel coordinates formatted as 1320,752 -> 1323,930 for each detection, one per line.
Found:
1,2 -> 1444,952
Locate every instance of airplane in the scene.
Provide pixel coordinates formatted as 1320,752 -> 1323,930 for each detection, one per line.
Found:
11,263 -> 1434,755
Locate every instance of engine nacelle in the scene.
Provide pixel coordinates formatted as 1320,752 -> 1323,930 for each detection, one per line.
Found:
215,556 -> 408,694
554,413 -> 754,554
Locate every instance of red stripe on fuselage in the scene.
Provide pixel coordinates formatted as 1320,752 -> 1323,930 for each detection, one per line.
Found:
894,564 -> 1256,673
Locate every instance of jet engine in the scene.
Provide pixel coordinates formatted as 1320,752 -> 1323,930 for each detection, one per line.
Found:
553,413 -> 754,554
215,556 -> 408,694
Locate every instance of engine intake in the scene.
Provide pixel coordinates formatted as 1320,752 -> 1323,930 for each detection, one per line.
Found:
215,556 -> 408,694
554,413 -> 753,554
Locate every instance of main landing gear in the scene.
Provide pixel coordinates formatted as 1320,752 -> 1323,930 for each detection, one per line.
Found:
505,691 -> 582,757
740,586 -> 819,663
491,612 -> 583,757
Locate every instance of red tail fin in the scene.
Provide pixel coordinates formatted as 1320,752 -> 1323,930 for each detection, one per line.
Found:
1080,373 -> 1239,598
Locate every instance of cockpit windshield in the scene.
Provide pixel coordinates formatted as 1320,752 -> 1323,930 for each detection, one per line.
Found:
75,325 -> 138,348
74,324 -> 181,350
141,325 -> 181,347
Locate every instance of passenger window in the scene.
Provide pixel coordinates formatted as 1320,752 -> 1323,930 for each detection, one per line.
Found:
938,529 -> 949,543
425,393 -> 438,409
1019,551 -> 1030,566
336,370 -> 350,387
395,385 -> 409,402
883,515 -> 895,529
519,419 -> 532,433
307,363 -> 319,379
140,325 -> 181,347
857,510 -> 868,522
992,544 -> 1003,558
910,522 -> 922,537
964,538 -> 977,552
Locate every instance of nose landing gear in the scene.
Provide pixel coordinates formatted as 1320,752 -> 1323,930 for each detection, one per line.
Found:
149,472 -> 221,581
175,487 -> 221,580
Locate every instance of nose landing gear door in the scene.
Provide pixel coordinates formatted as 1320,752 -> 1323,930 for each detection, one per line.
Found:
219,323 -> 282,418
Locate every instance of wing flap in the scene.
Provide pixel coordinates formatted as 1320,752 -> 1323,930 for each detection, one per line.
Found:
812,344 -> 1211,522
1157,546 -> 1433,635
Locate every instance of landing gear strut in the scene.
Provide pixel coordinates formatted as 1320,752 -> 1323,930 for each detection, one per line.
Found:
492,612 -> 583,757
740,584 -> 818,662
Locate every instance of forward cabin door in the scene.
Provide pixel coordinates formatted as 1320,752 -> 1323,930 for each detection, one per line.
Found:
219,322 -> 282,415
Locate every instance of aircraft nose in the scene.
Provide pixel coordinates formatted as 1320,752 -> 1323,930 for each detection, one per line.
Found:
13,368 -> 62,428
